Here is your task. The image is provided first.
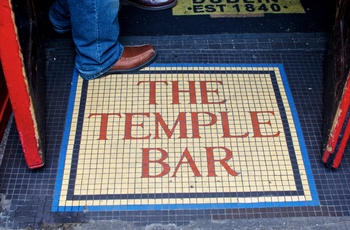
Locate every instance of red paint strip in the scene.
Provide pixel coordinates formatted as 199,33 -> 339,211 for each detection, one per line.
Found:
0,0 -> 44,168
322,72 -> 350,168
332,115 -> 350,168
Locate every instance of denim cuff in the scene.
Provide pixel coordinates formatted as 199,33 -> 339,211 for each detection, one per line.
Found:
49,7 -> 72,34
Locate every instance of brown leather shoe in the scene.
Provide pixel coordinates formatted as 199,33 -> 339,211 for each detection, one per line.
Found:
106,44 -> 156,74
121,0 -> 177,10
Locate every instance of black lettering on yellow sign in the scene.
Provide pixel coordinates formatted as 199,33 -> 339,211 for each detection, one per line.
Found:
193,4 -> 226,13
190,0 -> 282,13
173,0 -> 305,16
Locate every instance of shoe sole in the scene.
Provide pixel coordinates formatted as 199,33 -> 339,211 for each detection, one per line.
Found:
104,51 -> 157,75
120,0 -> 177,10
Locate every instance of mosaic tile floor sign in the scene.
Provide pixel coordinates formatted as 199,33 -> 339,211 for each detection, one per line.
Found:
52,64 -> 319,212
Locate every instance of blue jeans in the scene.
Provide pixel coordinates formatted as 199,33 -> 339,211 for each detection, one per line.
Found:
49,0 -> 124,80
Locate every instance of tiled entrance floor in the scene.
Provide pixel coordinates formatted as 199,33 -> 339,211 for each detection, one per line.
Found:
1,33 -> 350,229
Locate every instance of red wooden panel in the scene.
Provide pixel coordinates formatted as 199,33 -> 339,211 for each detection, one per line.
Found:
0,0 -> 44,168
322,72 -> 350,168
0,66 -> 12,139
322,0 -> 350,168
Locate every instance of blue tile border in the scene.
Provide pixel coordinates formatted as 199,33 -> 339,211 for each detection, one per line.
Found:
51,63 -> 319,212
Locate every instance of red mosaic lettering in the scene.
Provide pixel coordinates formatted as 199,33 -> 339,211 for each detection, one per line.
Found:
154,112 -> 188,139
88,113 -> 121,140
249,111 -> 280,137
199,81 -> 225,104
171,148 -> 201,177
137,81 -> 168,105
141,148 -> 170,178
191,112 -> 217,138
172,81 -> 197,104
124,113 -> 151,140
205,146 -> 238,176
220,112 -> 249,138
141,147 -> 237,178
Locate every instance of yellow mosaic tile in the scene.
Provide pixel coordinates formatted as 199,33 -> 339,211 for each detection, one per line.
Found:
53,64 -> 318,211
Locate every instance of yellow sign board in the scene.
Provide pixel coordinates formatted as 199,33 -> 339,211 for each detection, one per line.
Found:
172,0 -> 305,16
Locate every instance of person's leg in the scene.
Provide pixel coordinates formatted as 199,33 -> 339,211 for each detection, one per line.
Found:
49,0 -> 71,33
67,0 -> 124,79
50,0 -> 156,80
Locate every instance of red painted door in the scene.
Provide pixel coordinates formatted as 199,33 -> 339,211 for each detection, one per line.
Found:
322,0 -> 350,168
0,0 -> 45,169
